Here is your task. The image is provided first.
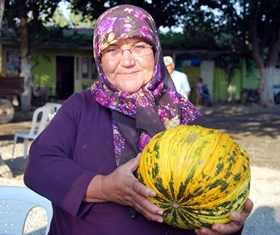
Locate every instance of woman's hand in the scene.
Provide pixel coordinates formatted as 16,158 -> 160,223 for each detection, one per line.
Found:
85,154 -> 164,223
195,199 -> 253,235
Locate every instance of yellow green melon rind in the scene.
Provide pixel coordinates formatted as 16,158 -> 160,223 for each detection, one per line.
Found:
137,125 -> 251,229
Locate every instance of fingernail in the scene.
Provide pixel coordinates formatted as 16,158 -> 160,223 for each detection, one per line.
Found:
158,210 -> 163,215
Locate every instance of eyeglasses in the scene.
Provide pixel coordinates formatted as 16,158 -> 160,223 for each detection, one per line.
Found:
101,44 -> 153,61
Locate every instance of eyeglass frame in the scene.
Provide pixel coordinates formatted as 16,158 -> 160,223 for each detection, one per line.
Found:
101,44 -> 154,61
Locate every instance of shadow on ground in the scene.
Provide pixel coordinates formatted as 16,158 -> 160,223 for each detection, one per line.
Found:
198,103 -> 280,138
207,112 -> 280,139
243,206 -> 280,235
4,156 -> 27,177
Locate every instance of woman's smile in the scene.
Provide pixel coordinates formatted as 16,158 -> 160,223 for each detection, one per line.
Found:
118,71 -> 140,78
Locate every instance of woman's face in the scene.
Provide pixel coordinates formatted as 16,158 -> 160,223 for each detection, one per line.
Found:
101,38 -> 155,93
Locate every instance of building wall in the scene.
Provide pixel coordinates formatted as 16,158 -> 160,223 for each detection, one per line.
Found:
214,67 -> 244,102
182,60 -> 215,104
1,44 -> 262,103
0,43 -> 95,98
181,58 -> 255,103
201,61 -> 214,99
32,51 -> 56,96
32,49 -> 94,97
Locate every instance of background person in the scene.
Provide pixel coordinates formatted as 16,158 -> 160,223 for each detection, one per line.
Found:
201,83 -> 212,106
195,77 -> 212,107
164,56 -> 191,100
24,4 -> 252,235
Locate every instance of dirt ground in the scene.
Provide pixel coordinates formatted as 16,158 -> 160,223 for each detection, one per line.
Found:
1,103 -> 280,170
0,103 -> 280,235
1,103 -> 280,169
201,104 -> 280,171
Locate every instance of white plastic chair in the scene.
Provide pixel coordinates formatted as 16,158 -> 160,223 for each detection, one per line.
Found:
12,103 -> 61,159
0,186 -> 53,235
44,102 -> 62,121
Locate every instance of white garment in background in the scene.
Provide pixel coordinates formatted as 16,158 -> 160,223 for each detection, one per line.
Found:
170,70 -> 191,99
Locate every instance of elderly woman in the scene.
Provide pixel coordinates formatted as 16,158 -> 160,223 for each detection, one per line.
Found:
24,4 -> 252,235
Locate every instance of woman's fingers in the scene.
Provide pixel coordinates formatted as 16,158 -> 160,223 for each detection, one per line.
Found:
195,198 -> 254,235
98,155 -> 163,222
117,156 -> 163,221
131,192 -> 163,222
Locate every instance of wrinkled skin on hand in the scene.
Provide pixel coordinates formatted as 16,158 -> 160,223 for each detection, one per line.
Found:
100,154 -> 164,223
86,153 -> 253,233
195,199 -> 253,235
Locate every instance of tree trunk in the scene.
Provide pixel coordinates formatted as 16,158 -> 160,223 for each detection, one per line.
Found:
20,57 -> 32,111
262,67 -> 276,106
19,0 -> 32,111
0,0 -> 5,32
264,22 -> 280,107
250,6 -> 280,107
250,8 -> 270,107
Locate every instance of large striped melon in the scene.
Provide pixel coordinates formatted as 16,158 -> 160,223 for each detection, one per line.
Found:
137,125 -> 250,229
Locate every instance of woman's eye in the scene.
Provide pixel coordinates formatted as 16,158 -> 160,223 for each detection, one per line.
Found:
106,47 -> 119,53
134,45 -> 146,49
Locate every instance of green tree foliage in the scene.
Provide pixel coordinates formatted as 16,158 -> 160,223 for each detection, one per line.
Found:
51,2 -> 93,28
67,0 -> 188,28
4,0 -> 61,46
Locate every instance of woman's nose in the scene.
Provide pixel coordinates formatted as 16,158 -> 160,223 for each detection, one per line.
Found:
120,50 -> 135,66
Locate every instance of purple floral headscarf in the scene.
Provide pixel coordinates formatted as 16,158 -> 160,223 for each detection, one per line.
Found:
91,4 -> 203,166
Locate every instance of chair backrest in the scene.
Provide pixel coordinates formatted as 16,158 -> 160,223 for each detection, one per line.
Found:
0,186 -> 53,235
28,106 -> 51,137
44,102 -> 62,121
